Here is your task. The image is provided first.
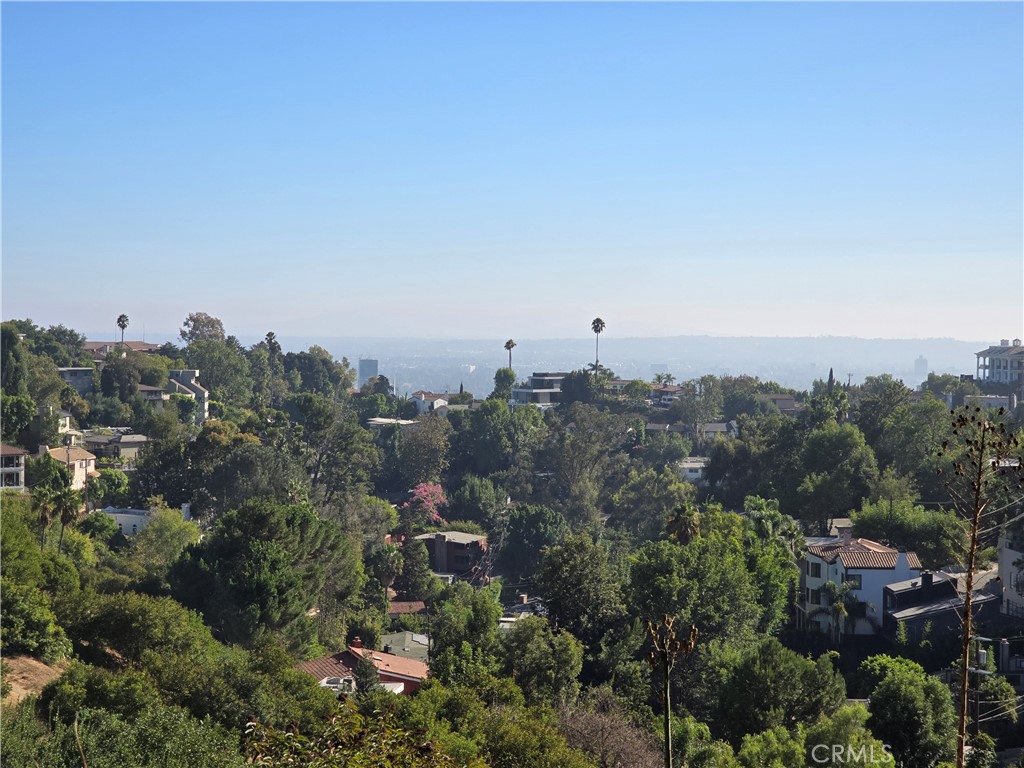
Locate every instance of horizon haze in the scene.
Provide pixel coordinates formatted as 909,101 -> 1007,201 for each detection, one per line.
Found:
2,2 -> 1022,341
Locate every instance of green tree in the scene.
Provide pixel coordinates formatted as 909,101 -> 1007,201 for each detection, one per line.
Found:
117,313 -> 129,344
393,537 -> 438,602
0,577 -> 72,662
798,422 -> 879,534
131,503 -> 201,586
398,416 -> 452,489
804,704 -> 890,768
490,367 -> 517,401
170,499 -> 357,653
1,392 -> 35,443
179,311 -> 226,343
534,533 -> 625,654
713,637 -> 845,746
1,322 -> 30,396
863,655 -> 956,768
54,485 -> 83,556
499,616 -> 583,706
501,503 -> 568,582
186,339 -> 251,408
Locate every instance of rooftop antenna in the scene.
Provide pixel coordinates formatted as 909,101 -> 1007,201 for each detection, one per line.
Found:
847,373 -> 853,387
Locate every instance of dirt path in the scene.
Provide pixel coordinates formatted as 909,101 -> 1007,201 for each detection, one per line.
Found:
2,655 -> 65,707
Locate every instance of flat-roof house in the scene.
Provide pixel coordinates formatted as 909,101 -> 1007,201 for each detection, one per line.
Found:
882,570 -> 999,643
58,367 -> 95,397
0,444 -> 30,491
512,372 -> 569,407
167,370 -> 209,423
976,339 -> 1024,385
414,531 -> 488,577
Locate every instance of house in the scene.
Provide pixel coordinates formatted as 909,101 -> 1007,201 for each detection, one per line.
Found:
702,421 -> 738,440
83,433 -> 151,462
167,370 -> 209,423
964,394 -> 1015,412
42,445 -> 98,491
651,384 -> 685,404
365,417 -> 419,432
882,570 -> 999,643
756,393 -> 800,415
84,340 -> 163,361
511,372 -> 569,407
414,531 -> 488,577
677,457 -> 709,485
388,601 -> 427,620
796,527 -> 921,638
58,367 -> 95,397
0,444 -> 30,491
975,339 -> 1024,385
98,502 -> 191,536
380,631 -> 430,663
409,391 -> 449,415
298,637 -> 429,695
138,384 -> 172,408
997,528 -> 1024,620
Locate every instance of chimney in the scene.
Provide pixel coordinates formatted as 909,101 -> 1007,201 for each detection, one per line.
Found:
1015,339 -> 1022,347
921,571 -> 933,588
435,532 -> 448,572
1000,639 -> 1010,672
352,636 -> 362,649
839,527 -> 852,547
1001,339 -> 1010,346
519,593 -> 529,605
382,643 -> 392,654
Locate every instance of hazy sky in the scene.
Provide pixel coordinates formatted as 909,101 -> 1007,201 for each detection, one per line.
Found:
3,2 -> 1021,343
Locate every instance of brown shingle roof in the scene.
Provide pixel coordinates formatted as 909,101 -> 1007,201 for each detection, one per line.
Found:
0,444 -> 29,457
807,537 -> 922,570
388,601 -> 426,616
298,646 -> 428,683
46,447 -> 96,463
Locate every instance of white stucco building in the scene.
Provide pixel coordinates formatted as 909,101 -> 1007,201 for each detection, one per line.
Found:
797,527 -> 921,638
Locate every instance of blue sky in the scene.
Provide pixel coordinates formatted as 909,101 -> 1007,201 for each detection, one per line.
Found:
3,2 -> 1021,343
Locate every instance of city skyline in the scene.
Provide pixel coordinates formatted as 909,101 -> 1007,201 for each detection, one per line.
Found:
3,2 -> 1021,341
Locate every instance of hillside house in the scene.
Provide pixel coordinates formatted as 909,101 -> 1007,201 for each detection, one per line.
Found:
0,444 -> 30,491
299,637 -> 429,695
797,527 -> 921,639
42,445 -> 98,491
414,531 -> 488,577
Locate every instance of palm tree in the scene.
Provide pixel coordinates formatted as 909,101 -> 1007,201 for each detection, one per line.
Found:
31,486 -> 56,549
504,339 -> 516,369
54,486 -> 84,555
591,317 -> 605,371
807,580 -> 872,645
666,502 -> 701,545
653,372 -> 676,386
116,314 -> 129,345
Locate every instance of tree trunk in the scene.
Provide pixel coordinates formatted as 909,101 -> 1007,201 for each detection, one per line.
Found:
956,425 -> 987,768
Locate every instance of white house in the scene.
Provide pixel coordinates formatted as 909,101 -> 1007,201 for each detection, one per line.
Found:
409,391 -> 449,414
678,457 -> 709,485
0,444 -> 30,491
976,339 -> 1024,385
797,527 -> 921,638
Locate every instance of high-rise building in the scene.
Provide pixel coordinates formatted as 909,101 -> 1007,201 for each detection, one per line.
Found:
358,358 -> 379,389
914,355 -> 928,383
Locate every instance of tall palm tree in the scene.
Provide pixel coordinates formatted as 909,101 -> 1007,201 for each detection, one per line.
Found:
591,317 -> 605,371
31,486 -> 56,549
116,314 -> 129,345
504,339 -> 516,369
653,372 -> 676,386
54,486 -> 84,555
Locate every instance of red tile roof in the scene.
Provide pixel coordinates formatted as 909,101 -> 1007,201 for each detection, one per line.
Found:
298,646 -> 428,684
807,538 -> 922,570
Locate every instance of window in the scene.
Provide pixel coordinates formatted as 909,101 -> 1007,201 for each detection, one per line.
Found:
810,562 -> 821,579
810,589 -> 821,606
847,574 -> 862,590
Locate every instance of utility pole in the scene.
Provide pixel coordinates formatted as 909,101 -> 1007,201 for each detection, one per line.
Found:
647,616 -> 698,768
